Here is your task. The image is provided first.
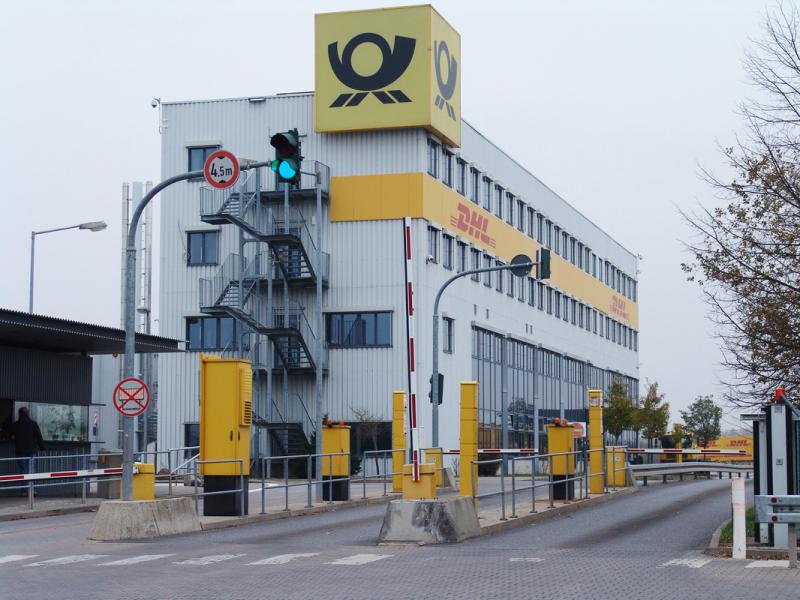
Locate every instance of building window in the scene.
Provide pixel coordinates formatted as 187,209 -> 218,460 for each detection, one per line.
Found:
495,185 -> 504,219
187,230 -> 219,266
571,299 -> 577,325
470,168 -> 480,204
483,254 -> 493,287
187,316 -> 236,351
547,287 -> 553,314
442,148 -> 453,187
562,231 -> 569,259
495,260 -> 504,292
546,220 -> 553,249
456,159 -> 467,195
483,177 -> 493,212
562,296 -> 569,322
507,270 -> 514,297
427,226 -> 439,263
527,207 -> 535,238
633,330 -> 638,351
537,214 -> 544,244
570,237 -> 576,265
184,424 -> 199,458
528,279 -> 536,307
442,234 -> 454,270
606,316 -> 612,340
457,241 -> 467,273
443,317 -> 454,354
578,303 -> 585,329
517,274 -> 525,301
427,139 -> 439,177
593,310 -> 598,334
188,145 -> 220,173
326,312 -> 392,348
505,192 -> 514,225
471,248 -> 481,281
577,242 -> 584,269
537,282 -> 545,310
632,280 -> 638,302
517,200 -> 525,232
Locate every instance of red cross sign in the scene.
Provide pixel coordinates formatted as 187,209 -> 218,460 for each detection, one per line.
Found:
113,377 -> 151,417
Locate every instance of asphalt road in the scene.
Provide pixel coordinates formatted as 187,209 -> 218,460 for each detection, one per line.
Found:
1,478 -> 797,600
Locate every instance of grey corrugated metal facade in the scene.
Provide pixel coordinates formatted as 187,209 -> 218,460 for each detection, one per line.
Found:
157,92 -> 640,461
0,346 -> 92,406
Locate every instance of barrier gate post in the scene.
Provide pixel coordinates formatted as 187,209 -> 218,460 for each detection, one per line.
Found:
460,382 -> 479,503
392,391 -> 406,493
588,389 -> 604,494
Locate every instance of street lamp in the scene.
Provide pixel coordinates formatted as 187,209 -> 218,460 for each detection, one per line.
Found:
29,220 -> 108,313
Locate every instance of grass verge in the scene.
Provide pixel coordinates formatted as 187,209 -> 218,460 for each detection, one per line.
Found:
719,506 -> 754,545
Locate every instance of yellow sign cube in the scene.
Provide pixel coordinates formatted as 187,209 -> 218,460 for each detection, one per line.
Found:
315,5 -> 461,147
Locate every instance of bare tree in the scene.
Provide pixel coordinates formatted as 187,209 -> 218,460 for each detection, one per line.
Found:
682,4 -> 800,406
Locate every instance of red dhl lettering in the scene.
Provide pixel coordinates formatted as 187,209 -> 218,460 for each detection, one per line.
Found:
610,296 -> 630,321
450,203 -> 497,249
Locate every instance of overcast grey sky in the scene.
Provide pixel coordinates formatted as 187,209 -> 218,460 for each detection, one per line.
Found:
0,0 -> 776,423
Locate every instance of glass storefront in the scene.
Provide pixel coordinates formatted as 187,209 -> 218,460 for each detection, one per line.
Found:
14,402 -> 89,443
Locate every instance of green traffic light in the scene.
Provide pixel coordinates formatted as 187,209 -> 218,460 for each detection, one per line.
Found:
270,128 -> 302,184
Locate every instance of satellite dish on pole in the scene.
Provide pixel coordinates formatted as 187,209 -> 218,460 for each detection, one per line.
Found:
510,254 -> 534,277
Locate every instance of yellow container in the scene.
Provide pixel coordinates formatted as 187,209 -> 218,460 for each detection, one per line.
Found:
401,463 -> 437,500
606,446 -> 627,487
322,424 -> 350,477
199,355 -> 252,477
588,391 -> 604,494
547,424 -> 575,475
119,462 -> 155,500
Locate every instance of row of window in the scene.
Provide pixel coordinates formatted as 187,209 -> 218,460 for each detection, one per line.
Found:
427,226 -> 638,352
186,312 -> 393,351
427,138 -> 638,302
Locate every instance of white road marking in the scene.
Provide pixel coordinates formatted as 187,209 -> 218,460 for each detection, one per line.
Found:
0,555 -> 38,565
746,560 -> 790,568
99,554 -> 175,566
658,557 -> 713,569
26,554 -> 108,567
509,557 -> 544,563
173,554 -> 246,566
248,553 -> 319,565
325,554 -> 393,566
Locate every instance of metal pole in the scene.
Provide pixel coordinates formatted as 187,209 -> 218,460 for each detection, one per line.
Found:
383,453 -> 387,496
28,456 -> 34,510
328,455 -> 333,504
789,523 -> 797,569
168,452 -> 172,497
193,459 -> 199,516
284,457 -> 289,511
548,454 -> 554,508
261,458 -> 266,514
501,338 -> 508,476
510,458 -> 516,518
430,262 -> 534,447
530,455 -> 537,513
307,455 -> 312,508
28,232 -> 35,313
500,462 -> 506,520
315,172 -> 324,502
122,162 -> 269,501
240,460 -> 244,516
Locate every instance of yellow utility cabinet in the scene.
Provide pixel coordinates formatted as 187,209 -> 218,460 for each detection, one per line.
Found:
588,389 -> 604,494
199,355 -> 252,515
322,422 -> 351,501
606,446 -> 627,488
425,448 -> 443,487
547,420 -> 575,500
402,463 -> 437,500
119,462 -> 155,500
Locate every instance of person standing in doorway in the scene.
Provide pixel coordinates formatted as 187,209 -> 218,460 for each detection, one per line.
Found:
10,407 -> 45,473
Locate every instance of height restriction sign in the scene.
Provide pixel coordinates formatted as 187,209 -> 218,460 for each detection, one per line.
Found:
203,150 -> 239,190
113,377 -> 151,418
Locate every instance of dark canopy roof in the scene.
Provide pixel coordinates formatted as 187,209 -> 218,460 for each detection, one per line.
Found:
0,308 -> 183,355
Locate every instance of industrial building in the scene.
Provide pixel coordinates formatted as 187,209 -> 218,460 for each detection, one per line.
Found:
154,5 -> 640,465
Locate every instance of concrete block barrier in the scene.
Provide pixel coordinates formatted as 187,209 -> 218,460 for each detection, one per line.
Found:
89,497 -> 201,541
378,496 -> 481,544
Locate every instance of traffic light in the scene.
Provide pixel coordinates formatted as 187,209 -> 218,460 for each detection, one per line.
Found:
429,373 -> 444,405
538,248 -> 551,279
270,129 -> 302,184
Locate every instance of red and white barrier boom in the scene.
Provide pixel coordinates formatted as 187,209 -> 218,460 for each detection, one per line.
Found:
442,448 -> 539,455
625,448 -> 746,455
0,467 -> 126,483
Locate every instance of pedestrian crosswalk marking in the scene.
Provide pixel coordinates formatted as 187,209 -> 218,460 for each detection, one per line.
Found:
173,554 -> 246,566
658,557 -> 712,569
99,554 -> 175,566
26,554 -> 108,567
248,553 -> 319,565
0,555 -> 38,565
746,560 -> 790,568
509,558 -> 544,563
324,554 -> 393,566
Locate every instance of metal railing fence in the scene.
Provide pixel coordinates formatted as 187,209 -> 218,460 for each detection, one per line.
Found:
259,452 -> 350,513
193,458 -> 245,516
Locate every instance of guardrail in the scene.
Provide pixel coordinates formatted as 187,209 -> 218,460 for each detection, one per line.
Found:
630,462 -> 752,485
755,494 -> 800,568
259,452 -> 350,513
134,446 -> 200,496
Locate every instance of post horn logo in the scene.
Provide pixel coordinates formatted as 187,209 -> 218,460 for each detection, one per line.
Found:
434,40 -> 457,120
328,33 -> 416,107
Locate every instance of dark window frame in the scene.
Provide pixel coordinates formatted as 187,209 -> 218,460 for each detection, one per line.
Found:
443,316 -> 455,354
326,311 -> 393,349
186,230 -> 219,266
186,315 -> 237,351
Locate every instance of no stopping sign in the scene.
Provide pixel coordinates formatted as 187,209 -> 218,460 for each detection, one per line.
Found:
113,377 -> 151,417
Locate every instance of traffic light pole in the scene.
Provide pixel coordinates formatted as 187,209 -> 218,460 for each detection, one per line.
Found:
122,161 -> 269,501
430,261 -> 534,447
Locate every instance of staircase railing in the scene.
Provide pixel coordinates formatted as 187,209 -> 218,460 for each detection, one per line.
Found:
267,208 -> 330,283
199,167 -> 258,220
271,304 -> 328,371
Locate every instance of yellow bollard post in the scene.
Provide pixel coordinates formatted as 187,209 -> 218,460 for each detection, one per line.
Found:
674,423 -> 683,464
392,391 -> 406,493
588,389 -> 604,495
460,382 -> 479,505
547,419 -> 576,501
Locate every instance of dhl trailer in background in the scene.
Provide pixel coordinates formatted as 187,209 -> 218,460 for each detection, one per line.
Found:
703,435 -> 753,462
